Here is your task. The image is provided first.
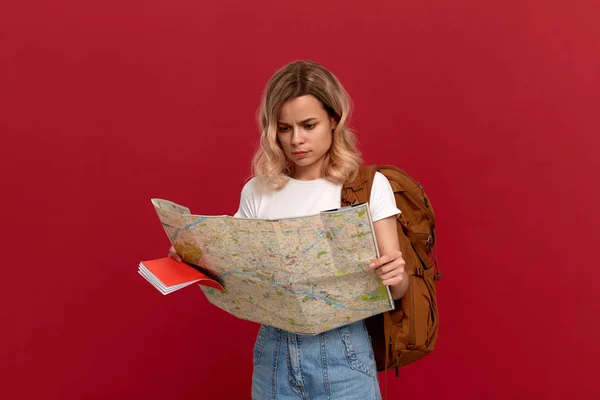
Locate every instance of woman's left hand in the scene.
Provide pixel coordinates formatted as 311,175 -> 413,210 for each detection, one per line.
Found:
368,250 -> 406,287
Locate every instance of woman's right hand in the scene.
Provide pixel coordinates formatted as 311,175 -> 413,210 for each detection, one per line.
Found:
168,246 -> 183,262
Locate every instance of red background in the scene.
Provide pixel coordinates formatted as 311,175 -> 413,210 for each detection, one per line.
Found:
1,0 -> 599,399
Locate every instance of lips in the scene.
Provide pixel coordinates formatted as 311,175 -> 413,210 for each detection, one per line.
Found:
292,151 -> 309,159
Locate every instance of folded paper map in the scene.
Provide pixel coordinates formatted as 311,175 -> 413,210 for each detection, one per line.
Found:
151,198 -> 394,335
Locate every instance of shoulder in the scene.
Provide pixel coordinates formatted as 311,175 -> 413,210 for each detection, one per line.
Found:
240,177 -> 259,194
370,171 -> 393,199
373,171 -> 387,183
235,177 -> 263,219
240,177 -> 269,197
372,171 -> 391,191
238,176 -> 278,203
369,170 -> 401,221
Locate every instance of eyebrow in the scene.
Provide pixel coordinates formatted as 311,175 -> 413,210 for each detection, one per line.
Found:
277,117 -> 318,125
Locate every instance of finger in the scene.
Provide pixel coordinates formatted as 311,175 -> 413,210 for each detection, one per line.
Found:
369,256 -> 405,275
168,247 -> 182,262
382,276 -> 404,286
376,259 -> 406,275
368,255 -> 388,269
368,251 -> 403,270
381,269 -> 406,285
379,269 -> 403,282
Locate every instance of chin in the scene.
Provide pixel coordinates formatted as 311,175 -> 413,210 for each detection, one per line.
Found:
288,156 -> 309,164
293,159 -> 311,165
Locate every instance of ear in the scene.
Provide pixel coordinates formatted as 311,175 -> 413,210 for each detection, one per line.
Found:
331,118 -> 338,130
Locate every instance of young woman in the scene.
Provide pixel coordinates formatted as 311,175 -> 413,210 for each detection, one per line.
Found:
169,60 -> 408,399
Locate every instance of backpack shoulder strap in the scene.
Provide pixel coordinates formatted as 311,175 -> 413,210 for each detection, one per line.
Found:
341,166 -> 377,206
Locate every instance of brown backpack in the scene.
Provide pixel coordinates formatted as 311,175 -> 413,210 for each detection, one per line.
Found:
341,165 -> 442,375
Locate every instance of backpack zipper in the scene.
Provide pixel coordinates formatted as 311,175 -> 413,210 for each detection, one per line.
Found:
409,183 -> 435,223
408,280 -> 416,348
388,343 -> 401,376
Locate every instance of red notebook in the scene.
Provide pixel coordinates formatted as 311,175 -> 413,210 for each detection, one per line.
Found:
138,257 -> 224,295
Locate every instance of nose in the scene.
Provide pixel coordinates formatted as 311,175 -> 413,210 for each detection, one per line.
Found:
290,127 -> 305,146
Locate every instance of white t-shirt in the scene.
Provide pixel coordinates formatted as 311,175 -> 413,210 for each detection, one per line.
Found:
234,172 -> 401,221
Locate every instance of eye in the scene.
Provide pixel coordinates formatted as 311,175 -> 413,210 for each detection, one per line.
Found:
277,126 -> 290,133
304,123 -> 316,130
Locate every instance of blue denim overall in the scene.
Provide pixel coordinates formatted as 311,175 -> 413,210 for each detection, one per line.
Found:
251,320 -> 382,400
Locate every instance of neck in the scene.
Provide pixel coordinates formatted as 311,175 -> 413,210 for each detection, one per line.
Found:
291,158 -> 328,181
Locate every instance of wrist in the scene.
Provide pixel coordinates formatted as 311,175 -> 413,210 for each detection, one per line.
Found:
389,271 -> 409,300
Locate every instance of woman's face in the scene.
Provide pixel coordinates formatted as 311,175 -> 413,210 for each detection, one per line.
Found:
276,95 -> 337,180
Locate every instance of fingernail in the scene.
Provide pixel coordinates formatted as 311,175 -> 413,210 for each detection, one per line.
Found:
368,263 -> 375,268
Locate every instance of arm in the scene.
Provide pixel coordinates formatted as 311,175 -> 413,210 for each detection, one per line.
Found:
370,215 -> 409,300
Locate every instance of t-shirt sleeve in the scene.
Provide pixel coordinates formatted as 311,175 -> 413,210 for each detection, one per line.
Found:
369,171 -> 401,222
233,178 -> 258,219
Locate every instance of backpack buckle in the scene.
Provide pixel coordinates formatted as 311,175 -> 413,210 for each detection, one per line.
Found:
414,265 -> 424,277
427,233 -> 434,248
341,191 -> 358,206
